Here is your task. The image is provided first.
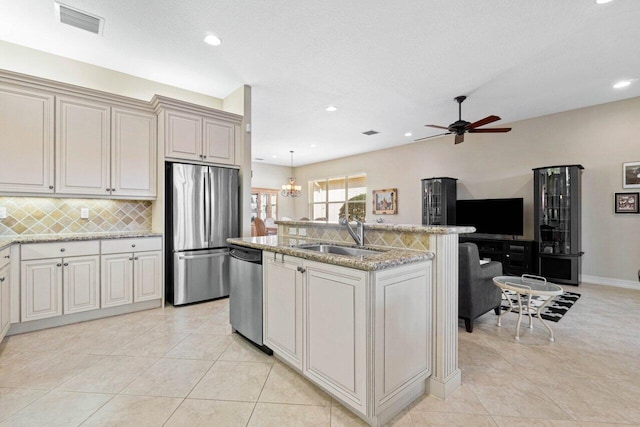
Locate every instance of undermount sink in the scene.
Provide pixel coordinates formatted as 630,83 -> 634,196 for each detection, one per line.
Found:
295,244 -> 382,257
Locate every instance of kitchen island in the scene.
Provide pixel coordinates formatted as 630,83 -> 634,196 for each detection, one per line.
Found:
228,221 -> 472,426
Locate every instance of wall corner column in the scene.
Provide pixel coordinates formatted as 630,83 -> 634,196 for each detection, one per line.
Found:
426,233 -> 460,400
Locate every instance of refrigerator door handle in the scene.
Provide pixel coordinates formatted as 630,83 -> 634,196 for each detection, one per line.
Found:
203,170 -> 211,247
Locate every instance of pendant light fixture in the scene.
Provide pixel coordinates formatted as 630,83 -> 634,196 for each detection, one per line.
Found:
281,150 -> 302,198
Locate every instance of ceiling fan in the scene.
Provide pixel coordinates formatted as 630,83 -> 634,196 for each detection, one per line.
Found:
415,96 -> 511,144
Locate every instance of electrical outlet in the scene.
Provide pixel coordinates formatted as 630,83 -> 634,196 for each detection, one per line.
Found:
289,227 -> 297,235
80,208 -> 89,219
298,228 -> 307,236
0,207 -> 6,219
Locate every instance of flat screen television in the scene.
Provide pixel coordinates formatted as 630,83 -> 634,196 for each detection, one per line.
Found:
456,198 -> 524,236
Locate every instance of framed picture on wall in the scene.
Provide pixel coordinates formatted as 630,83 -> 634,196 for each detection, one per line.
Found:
615,192 -> 639,214
623,161 -> 640,188
372,188 -> 398,215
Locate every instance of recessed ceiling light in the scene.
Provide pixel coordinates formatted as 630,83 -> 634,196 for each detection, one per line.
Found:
203,34 -> 222,46
271,155 -> 277,158
325,106 -> 337,112
595,0 -> 614,4
310,144 -> 317,147
404,132 -> 413,137
613,80 -> 632,89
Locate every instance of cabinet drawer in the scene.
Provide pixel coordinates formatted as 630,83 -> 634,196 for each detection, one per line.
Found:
21,240 -> 100,260
101,237 -> 162,254
0,246 -> 10,269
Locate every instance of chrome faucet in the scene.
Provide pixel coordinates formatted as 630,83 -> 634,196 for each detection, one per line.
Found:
339,216 -> 364,246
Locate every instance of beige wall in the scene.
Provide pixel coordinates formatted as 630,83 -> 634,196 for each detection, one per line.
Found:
0,41 -> 224,109
293,97 -> 640,287
251,162 -> 296,220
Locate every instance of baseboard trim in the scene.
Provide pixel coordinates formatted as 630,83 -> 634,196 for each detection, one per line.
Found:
7,300 -> 162,335
581,274 -> 639,290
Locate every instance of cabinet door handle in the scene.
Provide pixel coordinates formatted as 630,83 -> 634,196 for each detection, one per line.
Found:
106,188 -> 111,192
203,155 -> 207,159
0,277 -> 5,282
63,263 -> 69,266
49,185 -> 54,190
297,266 -> 306,273
134,257 -> 139,260
111,188 -> 116,192
132,244 -> 136,248
57,263 -> 62,267
60,248 -> 65,252
129,257 -> 134,261
3,255 -> 9,259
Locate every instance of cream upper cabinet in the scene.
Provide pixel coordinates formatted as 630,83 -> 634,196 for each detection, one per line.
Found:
164,109 -> 203,162
203,117 -> 235,165
111,107 -> 157,198
0,84 -> 55,194
263,252 -> 303,370
56,96 -> 111,195
157,99 -> 241,167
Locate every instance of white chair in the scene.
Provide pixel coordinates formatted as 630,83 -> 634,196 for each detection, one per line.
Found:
265,217 -> 275,228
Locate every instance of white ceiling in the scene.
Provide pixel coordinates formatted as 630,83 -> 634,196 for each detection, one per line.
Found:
1,0 -> 639,166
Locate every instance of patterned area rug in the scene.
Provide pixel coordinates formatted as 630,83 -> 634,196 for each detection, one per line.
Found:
500,291 -> 581,322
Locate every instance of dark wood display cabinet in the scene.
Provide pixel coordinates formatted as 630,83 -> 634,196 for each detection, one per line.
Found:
421,177 -> 457,225
533,165 -> 584,285
459,235 -> 536,276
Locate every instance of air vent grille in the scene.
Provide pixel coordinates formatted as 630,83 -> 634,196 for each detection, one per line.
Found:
362,130 -> 379,136
56,2 -> 103,35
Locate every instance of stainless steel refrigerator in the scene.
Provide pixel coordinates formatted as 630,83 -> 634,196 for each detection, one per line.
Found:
165,162 -> 239,305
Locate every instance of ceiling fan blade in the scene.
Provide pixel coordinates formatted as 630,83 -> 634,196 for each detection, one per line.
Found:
414,132 -> 451,142
425,124 -> 449,130
466,115 -> 501,129
454,133 -> 464,144
468,127 -> 512,133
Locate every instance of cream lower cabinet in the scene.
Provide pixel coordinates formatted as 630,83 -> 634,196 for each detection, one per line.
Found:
63,255 -> 100,314
21,258 -> 63,321
262,252 -> 432,425
21,241 -> 101,322
101,237 -> 163,307
303,260 -> 368,414
1,251 -> 11,341
263,253 -> 303,369
101,253 -> 134,308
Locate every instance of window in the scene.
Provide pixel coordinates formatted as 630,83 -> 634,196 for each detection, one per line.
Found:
251,188 -> 278,220
309,174 -> 366,222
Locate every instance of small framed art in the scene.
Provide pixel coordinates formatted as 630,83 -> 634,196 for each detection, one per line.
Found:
372,188 -> 397,215
615,192 -> 639,214
623,162 -> 640,188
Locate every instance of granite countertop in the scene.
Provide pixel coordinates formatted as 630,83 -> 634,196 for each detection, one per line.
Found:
0,231 -> 162,251
228,236 -> 433,271
274,220 -> 475,235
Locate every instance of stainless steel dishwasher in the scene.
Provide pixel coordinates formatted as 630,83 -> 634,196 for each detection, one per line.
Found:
229,244 -> 272,355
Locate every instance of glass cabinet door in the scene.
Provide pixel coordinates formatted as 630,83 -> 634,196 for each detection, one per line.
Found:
537,167 -> 572,254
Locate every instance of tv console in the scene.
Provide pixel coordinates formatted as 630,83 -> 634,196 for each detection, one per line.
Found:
459,235 -> 536,276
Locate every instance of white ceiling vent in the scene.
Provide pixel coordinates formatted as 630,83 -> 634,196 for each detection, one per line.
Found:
54,2 -> 104,35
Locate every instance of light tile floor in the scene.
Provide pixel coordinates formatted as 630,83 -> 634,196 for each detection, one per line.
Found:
0,282 -> 639,426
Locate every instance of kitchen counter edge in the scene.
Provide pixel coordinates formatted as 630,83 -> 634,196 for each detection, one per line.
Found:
0,232 -> 163,251
227,236 -> 433,272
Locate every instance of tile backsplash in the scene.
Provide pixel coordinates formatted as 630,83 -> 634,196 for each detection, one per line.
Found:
0,197 -> 152,236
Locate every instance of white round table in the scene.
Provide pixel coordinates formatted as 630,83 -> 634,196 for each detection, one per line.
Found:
492,274 -> 564,342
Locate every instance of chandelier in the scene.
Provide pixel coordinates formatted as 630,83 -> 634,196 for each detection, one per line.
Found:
281,150 -> 302,198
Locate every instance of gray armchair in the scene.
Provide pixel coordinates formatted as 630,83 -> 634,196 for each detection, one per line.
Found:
458,242 -> 503,332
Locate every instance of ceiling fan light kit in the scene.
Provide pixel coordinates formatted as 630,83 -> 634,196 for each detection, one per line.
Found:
417,95 -> 512,144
